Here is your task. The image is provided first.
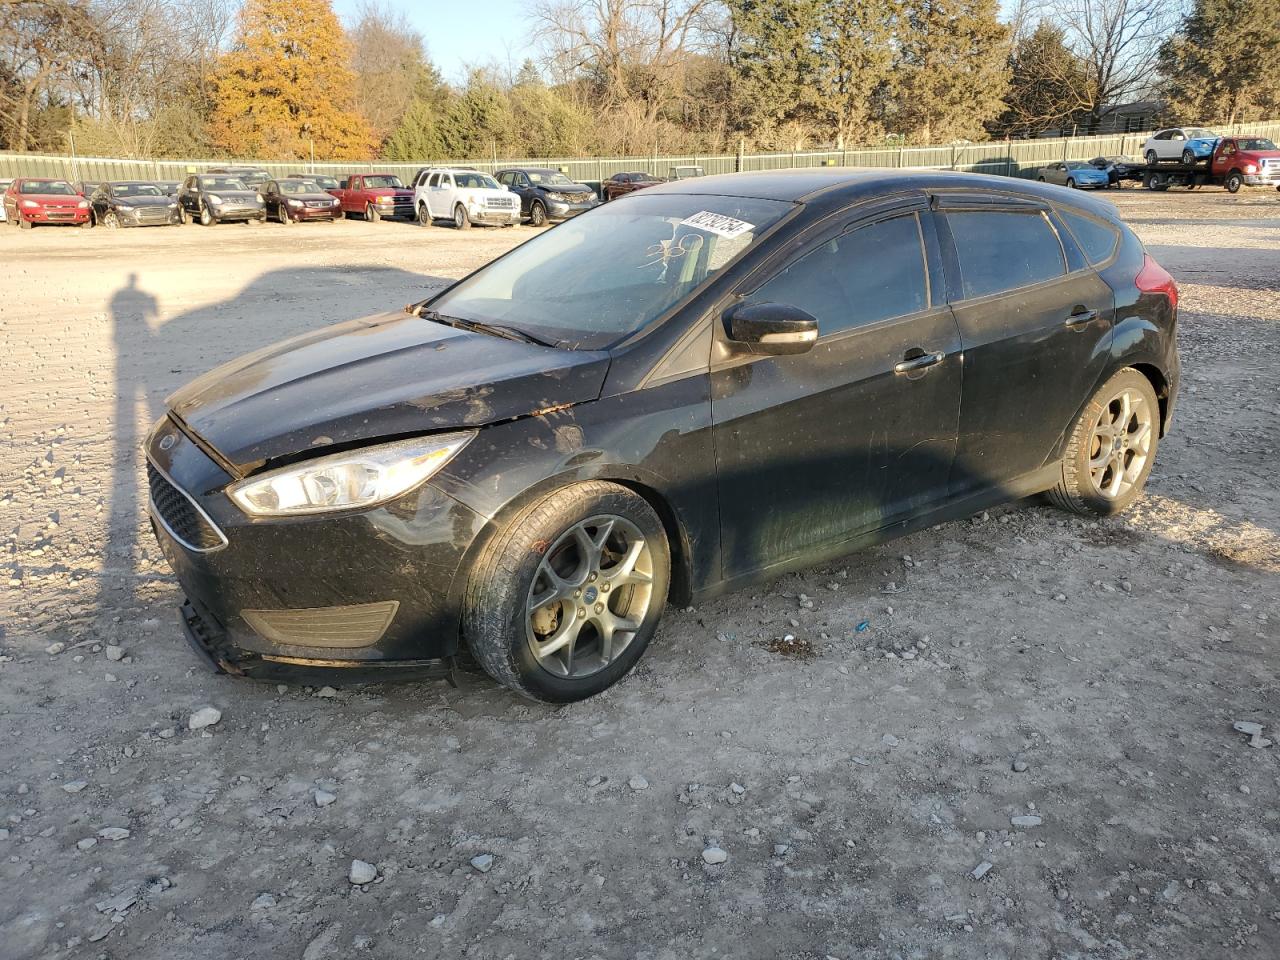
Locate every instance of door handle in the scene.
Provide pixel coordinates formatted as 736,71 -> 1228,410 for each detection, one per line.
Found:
1065,307 -> 1097,327
894,351 -> 946,374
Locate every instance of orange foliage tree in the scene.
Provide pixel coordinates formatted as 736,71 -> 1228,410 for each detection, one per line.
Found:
211,0 -> 376,160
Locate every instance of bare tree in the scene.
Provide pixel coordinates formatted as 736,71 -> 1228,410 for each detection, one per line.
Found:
1052,0 -> 1182,121
349,0 -> 436,143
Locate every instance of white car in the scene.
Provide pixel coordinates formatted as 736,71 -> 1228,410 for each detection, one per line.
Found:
412,168 -> 519,229
1141,127 -> 1221,165
0,179 -> 10,221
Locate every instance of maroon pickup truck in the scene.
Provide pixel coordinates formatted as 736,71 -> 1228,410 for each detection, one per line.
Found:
330,174 -> 415,221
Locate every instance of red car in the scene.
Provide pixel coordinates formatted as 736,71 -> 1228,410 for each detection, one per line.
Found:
3,178 -> 92,228
601,171 -> 665,202
1210,137 -> 1280,193
330,173 -> 415,221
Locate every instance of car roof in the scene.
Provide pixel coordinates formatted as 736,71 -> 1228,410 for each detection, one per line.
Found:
641,167 -> 1118,213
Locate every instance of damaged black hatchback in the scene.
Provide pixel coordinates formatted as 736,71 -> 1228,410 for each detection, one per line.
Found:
147,169 -> 1179,701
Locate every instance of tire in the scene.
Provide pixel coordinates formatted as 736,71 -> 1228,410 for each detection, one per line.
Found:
18,217 -> 32,230
1225,171 -> 1243,194
176,206 -> 188,225
454,204 -> 471,230
103,211 -> 120,229
78,219 -> 93,229
278,206 -> 292,225
417,202 -> 432,226
1145,150 -> 1158,165
1181,149 -> 1196,166
199,206 -> 214,226
1067,178 -> 1077,189
463,481 -> 670,702
529,201 -> 547,227
1036,176 -> 1045,182
365,203 -> 380,223
1047,369 -> 1160,517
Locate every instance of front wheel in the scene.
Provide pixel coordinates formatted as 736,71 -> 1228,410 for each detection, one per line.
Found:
454,204 -> 471,230
365,203 -> 380,223
417,202 -> 432,226
278,206 -> 292,225
1225,172 -> 1243,194
199,206 -> 214,226
1048,369 -> 1159,516
18,217 -> 32,230
1145,150 -> 1158,165
1067,178 -> 1077,189
529,201 -> 547,226
463,482 -> 670,702
103,211 -> 120,229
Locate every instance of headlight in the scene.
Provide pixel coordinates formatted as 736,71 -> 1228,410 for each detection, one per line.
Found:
207,194 -> 223,204
545,192 -> 568,202
227,433 -> 474,517
168,202 -> 178,209
78,200 -> 90,209
287,199 -> 303,207
1245,164 -> 1257,173
377,195 -> 394,203
21,199 -> 38,208
116,204 -> 134,211
256,193 -> 264,203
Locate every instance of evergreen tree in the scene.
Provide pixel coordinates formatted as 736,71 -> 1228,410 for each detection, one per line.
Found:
1159,0 -> 1280,125
211,0 -> 375,159
997,22 -> 1090,136
894,0 -> 1010,143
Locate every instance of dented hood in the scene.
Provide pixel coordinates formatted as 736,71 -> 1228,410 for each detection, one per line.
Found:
167,311 -> 610,471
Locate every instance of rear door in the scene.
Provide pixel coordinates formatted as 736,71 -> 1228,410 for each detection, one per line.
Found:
932,194 -> 1114,495
711,194 -> 963,578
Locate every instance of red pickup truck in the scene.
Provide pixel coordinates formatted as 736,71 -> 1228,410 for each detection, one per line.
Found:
1143,136 -> 1280,193
330,173 -> 415,221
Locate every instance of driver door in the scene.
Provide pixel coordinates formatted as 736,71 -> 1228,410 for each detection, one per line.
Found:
710,196 -> 963,579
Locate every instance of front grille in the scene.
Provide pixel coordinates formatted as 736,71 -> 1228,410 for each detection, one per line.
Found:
305,200 -> 332,208
136,206 -> 170,221
568,192 -> 594,203
485,197 -> 516,208
47,212 -> 76,220
147,461 -> 226,552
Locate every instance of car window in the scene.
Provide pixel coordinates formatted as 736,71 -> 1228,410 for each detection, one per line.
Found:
364,175 -> 402,188
21,181 -> 75,195
944,210 -> 1066,299
1058,210 -> 1119,265
745,214 -> 929,337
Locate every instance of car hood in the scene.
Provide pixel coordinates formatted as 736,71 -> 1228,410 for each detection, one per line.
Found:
281,192 -> 335,202
25,194 -> 82,203
207,190 -> 260,202
167,311 -> 611,471
117,195 -> 173,207
539,182 -> 593,194
364,188 -> 412,197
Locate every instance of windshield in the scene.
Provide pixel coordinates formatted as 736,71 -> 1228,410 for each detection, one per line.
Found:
279,180 -> 320,194
455,172 -> 500,189
528,171 -> 574,186
200,177 -> 249,191
22,180 -> 74,195
113,183 -> 163,197
428,193 -> 794,350
1184,128 -> 1216,139
1065,161 -> 1090,169
1239,139 -> 1277,151
364,175 -> 403,188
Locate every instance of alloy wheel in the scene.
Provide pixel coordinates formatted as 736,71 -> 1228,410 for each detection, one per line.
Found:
525,515 -> 655,679
1088,387 -> 1154,500
104,212 -> 119,229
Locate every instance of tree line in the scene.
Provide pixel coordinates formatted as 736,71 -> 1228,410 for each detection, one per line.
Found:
2,0 -> 1278,161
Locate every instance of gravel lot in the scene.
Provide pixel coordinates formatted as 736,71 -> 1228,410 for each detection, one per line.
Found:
1,190 -> 1278,960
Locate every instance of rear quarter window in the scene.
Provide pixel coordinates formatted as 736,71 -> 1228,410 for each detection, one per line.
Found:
944,209 -> 1066,300
1058,209 -> 1120,265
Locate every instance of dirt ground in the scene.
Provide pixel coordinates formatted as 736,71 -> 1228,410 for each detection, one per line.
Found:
1,189 -> 1278,960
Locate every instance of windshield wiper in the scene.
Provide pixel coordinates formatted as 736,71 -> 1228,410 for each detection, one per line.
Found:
418,309 -> 558,348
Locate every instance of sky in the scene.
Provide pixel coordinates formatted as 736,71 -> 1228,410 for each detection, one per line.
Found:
332,0 -> 536,83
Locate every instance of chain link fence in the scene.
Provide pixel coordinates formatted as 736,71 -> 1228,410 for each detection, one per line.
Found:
3,121 -> 1279,188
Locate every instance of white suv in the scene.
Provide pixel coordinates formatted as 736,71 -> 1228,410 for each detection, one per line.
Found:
412,168 -> 519,229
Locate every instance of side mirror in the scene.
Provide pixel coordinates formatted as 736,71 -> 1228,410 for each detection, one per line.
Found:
723,302 -> 818,355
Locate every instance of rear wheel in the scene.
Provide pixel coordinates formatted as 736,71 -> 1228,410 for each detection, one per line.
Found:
1225,171 -> 1243,193
463,481 -> 670,702
1048,369 -> 1159,516
454,204 -> 471,230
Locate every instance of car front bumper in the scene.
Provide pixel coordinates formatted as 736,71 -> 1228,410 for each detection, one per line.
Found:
286,205 -> 340,220
117,206 -> 182,226
19,207 -> 90,224
1241,172 -> 1279,186
467,205 -> 521,225
546,199 -> 599,219
146,417 -> 486,675
210,203 -> 266,221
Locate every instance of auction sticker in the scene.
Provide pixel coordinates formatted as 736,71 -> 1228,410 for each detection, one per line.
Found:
679,211 -> 755,239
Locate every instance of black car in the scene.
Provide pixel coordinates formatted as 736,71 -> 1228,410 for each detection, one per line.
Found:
495,167 -> 599,225
146,169 -> 1180,702
205,166 -> 270,190
90,181 -> 182,227
290,173 -> 339,192
1089,156 -> 1142,186
177,174 -> 266,225
155,180 -> 181,197
262,178 -> 341,223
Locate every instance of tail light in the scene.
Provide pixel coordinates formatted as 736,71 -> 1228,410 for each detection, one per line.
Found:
1135,254 -> 1178,312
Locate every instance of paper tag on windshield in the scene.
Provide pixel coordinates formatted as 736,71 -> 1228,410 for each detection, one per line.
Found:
679,211 -> 754,239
